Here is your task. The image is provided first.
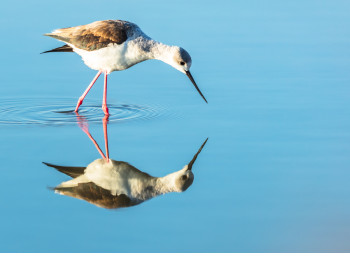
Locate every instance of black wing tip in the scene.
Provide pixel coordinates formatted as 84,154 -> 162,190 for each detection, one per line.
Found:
46,186 -> 56,191
41,44 -> 73,54
43,162 -> 54,167
42,161 -> 62,170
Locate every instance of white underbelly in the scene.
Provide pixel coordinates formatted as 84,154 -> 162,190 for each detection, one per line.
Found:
71,41 -> 148,73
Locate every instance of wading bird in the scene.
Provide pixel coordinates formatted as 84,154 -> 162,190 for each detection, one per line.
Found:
43,20 -> 207,115
43,115 -> 208,209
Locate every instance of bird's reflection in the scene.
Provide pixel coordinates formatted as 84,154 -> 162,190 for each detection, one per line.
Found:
44,115 -> 208,209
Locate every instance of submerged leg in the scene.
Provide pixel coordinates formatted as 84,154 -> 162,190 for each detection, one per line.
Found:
103,115 -> 109,162
102,71 -> 109,116
75,70 -> 102,112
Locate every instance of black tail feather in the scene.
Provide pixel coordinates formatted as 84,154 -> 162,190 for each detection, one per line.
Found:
41,44 -> 73,54
43,162 -> 86,178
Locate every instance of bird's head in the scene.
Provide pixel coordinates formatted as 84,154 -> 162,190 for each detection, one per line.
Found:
165,47 -> 207,103
171,46 -> 192,74
173,138 -> 208,192
174,166 -> 195,192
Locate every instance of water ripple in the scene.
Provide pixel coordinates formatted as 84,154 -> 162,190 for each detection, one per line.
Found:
0,97 -> 167,126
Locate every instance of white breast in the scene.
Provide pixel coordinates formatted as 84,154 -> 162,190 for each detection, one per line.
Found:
83,159 -> 156,200
71,37 -> 152,74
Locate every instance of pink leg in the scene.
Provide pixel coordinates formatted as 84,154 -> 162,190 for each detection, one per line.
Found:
75,113 -> 106,160
75,70 -> 102,112
85,130 -> 107,160
102,71 -> 110,116
103,115 -> 109,162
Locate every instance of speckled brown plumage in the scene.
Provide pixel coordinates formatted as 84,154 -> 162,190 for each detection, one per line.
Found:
55,182 -> 137,209
45,20 -> 131,51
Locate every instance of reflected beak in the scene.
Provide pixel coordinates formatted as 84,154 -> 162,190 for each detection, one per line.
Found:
186,71 -> 208,103
188,138 -> 209,170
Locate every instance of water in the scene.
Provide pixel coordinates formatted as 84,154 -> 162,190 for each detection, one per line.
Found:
0,97 -> 166,125
1,0 -> 350,252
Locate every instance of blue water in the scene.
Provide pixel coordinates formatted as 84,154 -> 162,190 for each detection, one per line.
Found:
1,0 -> 350,252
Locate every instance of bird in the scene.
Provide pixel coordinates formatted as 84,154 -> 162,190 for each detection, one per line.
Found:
43,138 -> 208,209
42,19 -> 207,116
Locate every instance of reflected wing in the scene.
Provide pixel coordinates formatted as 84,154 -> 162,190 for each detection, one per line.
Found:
44,20 -> 129,51
43,162 -> 86,178
54,182 -> 136,209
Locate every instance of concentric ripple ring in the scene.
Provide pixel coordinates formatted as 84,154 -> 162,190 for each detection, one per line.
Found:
0,97 -> 166,126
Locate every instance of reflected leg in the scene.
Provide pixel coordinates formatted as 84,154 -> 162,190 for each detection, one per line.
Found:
75,113 -> 106,160
102,71 -> 109,116
103,115 -> 109,162
75,70 -> 102,112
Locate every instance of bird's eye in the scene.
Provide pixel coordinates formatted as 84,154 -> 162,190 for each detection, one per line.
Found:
181,175 -> 187,180
180,61 -> 185,65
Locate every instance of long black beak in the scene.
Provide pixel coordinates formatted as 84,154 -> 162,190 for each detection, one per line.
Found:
186,71 -> 208,103
188,138 -> 209,170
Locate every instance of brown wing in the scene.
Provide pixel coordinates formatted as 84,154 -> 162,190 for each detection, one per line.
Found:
54,182 -> 139,209
45,20 -> 130,51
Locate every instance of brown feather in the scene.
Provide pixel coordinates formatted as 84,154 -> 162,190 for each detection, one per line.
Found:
55,182 -> 137,209
45,20 -> 130,51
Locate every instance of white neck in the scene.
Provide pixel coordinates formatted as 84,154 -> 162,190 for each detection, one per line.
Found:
140,39 -> 176,64
134,169 -> 183,202
154,169 -> 184,194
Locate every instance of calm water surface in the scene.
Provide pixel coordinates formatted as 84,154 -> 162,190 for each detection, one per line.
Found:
1,0 -> 350,252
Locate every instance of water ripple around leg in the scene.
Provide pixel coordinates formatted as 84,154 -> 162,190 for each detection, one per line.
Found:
0,97 -> 167,126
